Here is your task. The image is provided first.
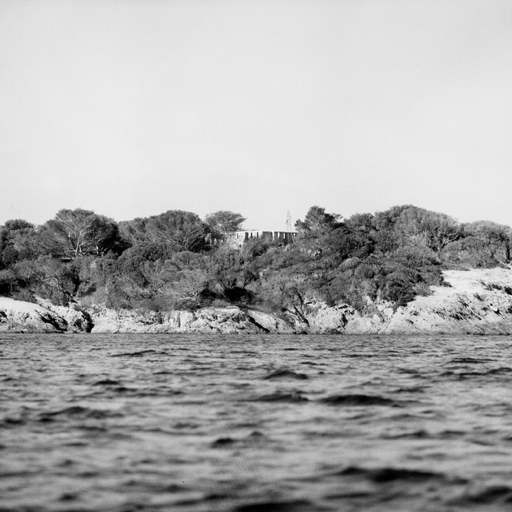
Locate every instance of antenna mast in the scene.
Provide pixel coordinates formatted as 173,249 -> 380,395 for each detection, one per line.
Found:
286,211 -> 292,232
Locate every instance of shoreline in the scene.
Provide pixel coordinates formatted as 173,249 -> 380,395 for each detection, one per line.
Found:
3,268 -> 512,335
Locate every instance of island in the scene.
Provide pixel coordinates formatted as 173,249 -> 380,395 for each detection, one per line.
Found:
2,205 -> 512,334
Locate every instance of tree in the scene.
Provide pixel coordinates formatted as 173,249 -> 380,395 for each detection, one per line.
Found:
373,205 -> 461,255
147,211 -> 210,252
118,217 -> 150,246
205,211 -> 245,234
463,221 -> 512,263
38,209 -> 122,259
323,226 -> 375,264
0,219 -> 37,267
205,211 -> 245,245
120,211 -> 210,253
255,271 -> 311,321
295,206 -> 342,235
415,210 -> 461,255
345,213 -> 375,234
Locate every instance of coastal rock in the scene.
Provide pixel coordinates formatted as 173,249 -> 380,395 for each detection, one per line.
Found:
89,306 -> 265,334
245,309 -> 298,333
351,268 -> 512,334
283,268 -> 512,335
303,300 -> 350,333
0,297 -> 69,332
185,307 -> 260,333
34,298 -> 93,333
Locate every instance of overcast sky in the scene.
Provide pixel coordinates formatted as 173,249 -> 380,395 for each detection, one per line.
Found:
1,0 -> 512,230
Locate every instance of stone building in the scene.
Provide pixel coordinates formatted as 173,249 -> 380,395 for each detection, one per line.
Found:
228,230 -> 297,248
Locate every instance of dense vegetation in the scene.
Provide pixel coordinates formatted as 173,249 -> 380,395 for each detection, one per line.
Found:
1,205 -> 511,315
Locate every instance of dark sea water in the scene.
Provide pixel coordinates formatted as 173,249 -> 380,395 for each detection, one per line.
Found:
2,333 -> 512,512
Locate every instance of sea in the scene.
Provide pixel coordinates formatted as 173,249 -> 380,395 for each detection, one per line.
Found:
1,333 -> 512,512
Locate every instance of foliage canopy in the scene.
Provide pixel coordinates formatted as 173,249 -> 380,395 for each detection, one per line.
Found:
1,204 -> 511,312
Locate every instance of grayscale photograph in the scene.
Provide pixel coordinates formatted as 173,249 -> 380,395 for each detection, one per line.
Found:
1,1 -> 512,511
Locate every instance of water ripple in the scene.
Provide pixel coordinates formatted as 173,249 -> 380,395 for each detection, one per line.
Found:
1,333 -> 512,511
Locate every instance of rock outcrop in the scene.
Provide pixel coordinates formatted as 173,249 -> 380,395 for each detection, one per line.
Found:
3,268 -> 512,334
372,268 -> 512,335
304,268 -> 512,335
0,297 -> 92,333
89,306 -> 263,334
88,306 -> 303,334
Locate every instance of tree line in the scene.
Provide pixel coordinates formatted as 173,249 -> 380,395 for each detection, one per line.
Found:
0,205 -> 511,315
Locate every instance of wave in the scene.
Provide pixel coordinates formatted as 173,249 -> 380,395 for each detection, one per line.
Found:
449,357 -> 494,364
337,465 -> 445,483
392,386 -> 426,393
38,406 -> 121,421
211,431 -> 267,449
485,367 -> 512,375
253,391 -> 308,403
452,485 -> 512,505
93,378 -> 121,385
233,499 -> 315,512
211,437 -> 236,447
320,394 -> 398,406
381,429 -> 430,439
397,368 -> 422,375
442,368 -> 512,379
263,369 -> 308,380
0,416 -> 25,428
110,349 -> 168,357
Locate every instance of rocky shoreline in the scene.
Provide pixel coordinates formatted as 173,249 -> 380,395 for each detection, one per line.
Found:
2,268 -> 512,335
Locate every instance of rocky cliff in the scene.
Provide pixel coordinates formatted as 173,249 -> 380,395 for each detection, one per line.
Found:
3,268 -> 512,334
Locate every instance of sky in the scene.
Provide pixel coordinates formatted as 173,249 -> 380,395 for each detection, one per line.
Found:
1,0 -> 512,231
